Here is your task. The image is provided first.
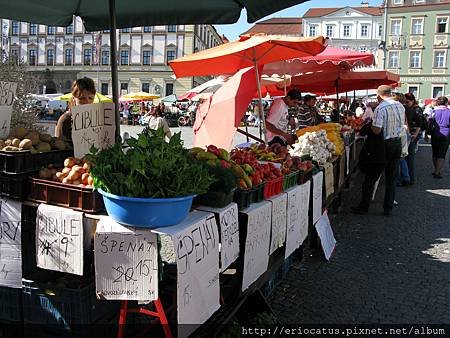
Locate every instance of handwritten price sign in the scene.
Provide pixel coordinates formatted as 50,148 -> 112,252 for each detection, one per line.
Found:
0,81 -> 17,139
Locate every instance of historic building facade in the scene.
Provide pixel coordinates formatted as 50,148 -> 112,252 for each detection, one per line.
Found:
0,17 -> 223,97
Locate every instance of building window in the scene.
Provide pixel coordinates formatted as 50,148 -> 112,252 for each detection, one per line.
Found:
167,25 -> 176,32
142,50 -> 152,65
414,0 -> 424,2
66,24 -> 73,34
326,25 -> 333,37
65,48 -> 73,65
12,21 -> 19,35
121,28 -> 130,33
30,23 -> 37,35
309,25 -> 317,37
83,48 -> 92,65
165,83 -> 174,96
434,51 -> 446,68
361,24 -> 369,37
409,51 -> 421,68
358,46 -> 367,52
28,49 -> 36,66
120,50 -> 129,65
101,50 -> 109,65
437,18 -> 448,34
408,86 -> 418,98
378,24 -> 383,37
166,50 -> 176,63
411,18 -> 423,35
388,51 -> 399,68
392,0 -> 403,4
343,25 -> 351,37
46,49 -> 54,66
11,49 -> 19,64
432,86 -> 443,98
120,82 -> 128,93
101,83 -> 109,95
47,26 -> 56,35
143,26 -> 152,33
142,83 -> 150,93
391,19 -> 401,36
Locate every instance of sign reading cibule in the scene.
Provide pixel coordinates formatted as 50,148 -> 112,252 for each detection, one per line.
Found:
94,217 -> 158,301
0,199 -> 22,288
36,204 -> 84,275
71,102 -> 115,158
0,81 -> 17,139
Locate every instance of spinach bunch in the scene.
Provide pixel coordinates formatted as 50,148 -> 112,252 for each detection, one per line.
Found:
87,128 -> 215,198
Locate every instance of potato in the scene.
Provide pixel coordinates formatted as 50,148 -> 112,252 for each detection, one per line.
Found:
82,162 -> 91,172
72,180 -> 81,185
62,167 -> 71,174
19,139 -> 33,150
81,173 -> 90,185
14,127 -> 28,139
39,133 -> 52,143
3,146 -> 20,151
36,142 -> 51,152
11,139 -> 20,147
55,172 -> 67,181
62,177 -> 72,185
4,139 -> 12,146
87,175 -> 94,186
24,131 -> 40,146
68,170 -> 81,181
64,157 -> 76,168
0,140 -> 5,149
29,146 -> 38,154
51,139 -> 66,150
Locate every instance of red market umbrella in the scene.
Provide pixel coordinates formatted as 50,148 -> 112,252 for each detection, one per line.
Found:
193,66 -> 261,150
263,46 -> 375,76
290,69 -> 400,95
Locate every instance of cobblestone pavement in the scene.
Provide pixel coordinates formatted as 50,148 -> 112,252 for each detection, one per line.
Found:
270,143 -> 450,324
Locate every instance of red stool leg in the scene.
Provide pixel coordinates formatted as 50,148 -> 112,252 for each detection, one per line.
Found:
154,298 -> 173,338
117,300 -> 129,338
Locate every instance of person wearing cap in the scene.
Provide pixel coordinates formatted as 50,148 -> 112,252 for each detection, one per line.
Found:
265,89 -> 302,146
297,94 -> 322,129
352,85 -> 405,216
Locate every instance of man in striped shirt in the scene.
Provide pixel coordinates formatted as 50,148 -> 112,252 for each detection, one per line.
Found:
352,85 -> 405,216
296,95 -> 322,128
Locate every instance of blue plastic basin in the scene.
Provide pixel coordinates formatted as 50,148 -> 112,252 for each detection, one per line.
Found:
98,189 -> 195,228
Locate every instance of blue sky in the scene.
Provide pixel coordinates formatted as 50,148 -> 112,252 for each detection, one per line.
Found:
215,0 -> 380,40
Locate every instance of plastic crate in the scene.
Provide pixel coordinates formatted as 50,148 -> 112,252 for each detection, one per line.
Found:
195,189 -> 235,208
298,169 -> 313,184
233,188 -> 251,210
0,286 -> 22,322
0,150 -> 73,174
29,177 -> 104,212
263,176 -> 283,199
250,183 -> 265,203
282,170 -> 299,191
0,172 -> 35,200
22,272 -> 119,327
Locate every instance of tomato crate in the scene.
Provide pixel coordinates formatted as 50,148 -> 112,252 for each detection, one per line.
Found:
195,189 -> 235,208
0,150 -> 73,174
0,172 -> 36,200
22,272 -> 119,327
250,183 -> 265,203
0,286 -> 22,322
282,170 -> 299,191
263,176 -> 283,199
233,188 -> 251,210
29,177 -> 104,212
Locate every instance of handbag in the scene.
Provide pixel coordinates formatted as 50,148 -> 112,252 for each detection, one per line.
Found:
426,117 -> 438,135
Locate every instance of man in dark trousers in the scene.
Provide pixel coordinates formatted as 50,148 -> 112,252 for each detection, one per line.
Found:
351,85 -> 405,216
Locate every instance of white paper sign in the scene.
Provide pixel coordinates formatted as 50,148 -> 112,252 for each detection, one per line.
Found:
0,81 -> 18,139
285,182 -> 310,259
315,211 -> 336,261
345,145 -> 350,175
94,217 -> 158,301
71,102 -> 115,158
154,211 -> 220,328
312,171 -> 323,224
268,193 -> 287,255
196,203 -> 239,270
323,162 -> 334,198
0,199 -> 22,288
241,201 -> 271,291
36,204 -> 83,275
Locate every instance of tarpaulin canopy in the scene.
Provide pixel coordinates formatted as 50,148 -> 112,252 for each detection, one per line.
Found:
170,34 -> 327,78
0,0 -> 313,31
290,69 -> 400,95
263,46 -> 375,76
119,92 -> 160,102
55,92 -> 113,103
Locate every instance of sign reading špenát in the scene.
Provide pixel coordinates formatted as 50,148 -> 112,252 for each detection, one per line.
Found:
196,203 -> 239,270
0,199 -> 22,288
284,182 -> 310,259
36,204 -> 83,275
268,193 -> 287,255
71,102 -> 115,158
241,201 -> 271,291
154,211 -> 220,329
0,81 -> 17,139
94,217 -> 158,301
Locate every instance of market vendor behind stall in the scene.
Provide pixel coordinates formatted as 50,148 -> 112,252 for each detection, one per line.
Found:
296,94 -> 323,129
265,89 -> 302,146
